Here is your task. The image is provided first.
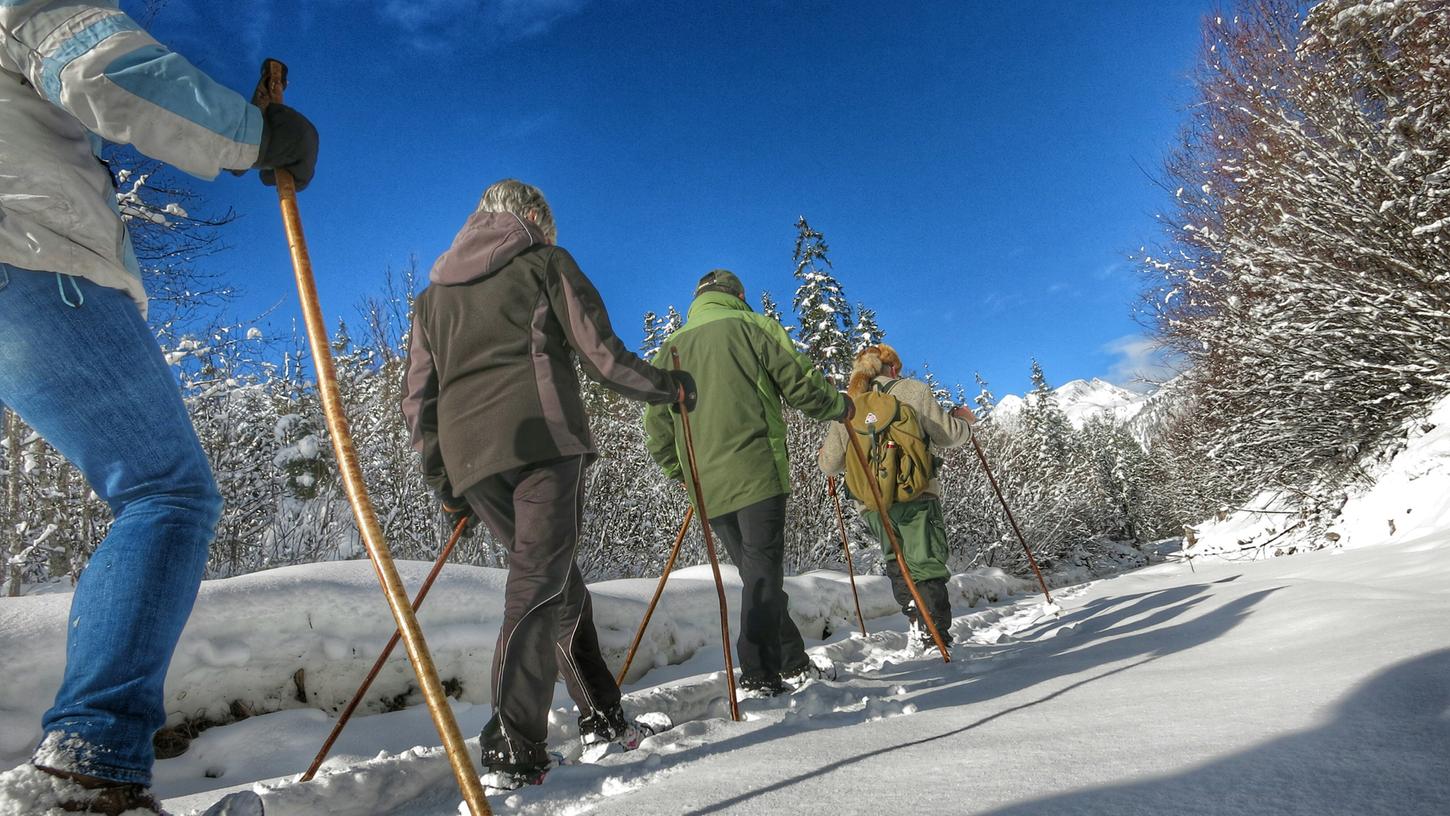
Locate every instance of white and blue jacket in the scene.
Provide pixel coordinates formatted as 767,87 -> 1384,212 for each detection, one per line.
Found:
0,1 -> 261,315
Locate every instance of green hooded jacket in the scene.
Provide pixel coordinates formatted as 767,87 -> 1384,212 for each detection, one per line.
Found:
644,292 -> 847,518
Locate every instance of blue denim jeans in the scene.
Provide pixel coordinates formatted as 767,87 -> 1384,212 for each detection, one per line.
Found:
0,264 -> 220,785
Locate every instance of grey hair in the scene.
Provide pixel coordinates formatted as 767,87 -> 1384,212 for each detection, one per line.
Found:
476,179 -> 557,243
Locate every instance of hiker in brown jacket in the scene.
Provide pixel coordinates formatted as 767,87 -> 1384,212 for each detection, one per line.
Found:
819,343 -> 975,646
401,179 -> 691,788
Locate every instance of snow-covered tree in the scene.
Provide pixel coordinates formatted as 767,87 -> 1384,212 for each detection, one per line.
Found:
920,363 -> 953,408
851,303 -> 884,353
662,306 -> 684,338
759,290 -> 786,329
790,216 -> 853,385
640,310 -> 665,359
973,372 -> 996,419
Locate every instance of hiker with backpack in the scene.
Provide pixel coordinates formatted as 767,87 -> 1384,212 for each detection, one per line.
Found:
819,343 -> 976,647
401,180 -> 691,790
0,4 -> 318,812
644,270 -> 853,697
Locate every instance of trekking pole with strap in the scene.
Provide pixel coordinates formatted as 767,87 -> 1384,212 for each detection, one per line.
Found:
616,506 -> 694,685
671,347 -> 741,721
969,434 -> 1052,603
826,476 -> 867,637
843,424 -> 951,662
252,60 -> 492,815
300,516 -> 470,782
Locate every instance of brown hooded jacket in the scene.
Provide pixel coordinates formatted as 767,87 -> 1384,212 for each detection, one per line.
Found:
402,211 -> 676,496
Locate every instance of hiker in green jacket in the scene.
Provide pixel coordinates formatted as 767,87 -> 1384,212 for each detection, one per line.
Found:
644,270 -> 852,697
819,343 -> 976,647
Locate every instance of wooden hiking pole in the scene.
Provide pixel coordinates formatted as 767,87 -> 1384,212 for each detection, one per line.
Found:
671,347 -> 741,721
300,517 -> 470,782
844,427 -> 951,662
252,60 -> 492,815
615,507 -> 694,685
969,435 -> 1052,603
826,476 -> 867,637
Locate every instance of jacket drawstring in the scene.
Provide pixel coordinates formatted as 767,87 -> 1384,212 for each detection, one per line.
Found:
56,273 -> 85,308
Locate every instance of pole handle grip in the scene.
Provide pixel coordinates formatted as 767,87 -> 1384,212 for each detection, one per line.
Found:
251,58 -> 288,108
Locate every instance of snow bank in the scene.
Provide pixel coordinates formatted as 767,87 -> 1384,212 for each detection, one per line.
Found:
1328,396 -> 1450,549
1189,393 -> 1450,559
0,555 -> 1031,768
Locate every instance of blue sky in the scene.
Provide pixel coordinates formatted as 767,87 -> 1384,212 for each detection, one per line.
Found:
124,0 -> 1208,398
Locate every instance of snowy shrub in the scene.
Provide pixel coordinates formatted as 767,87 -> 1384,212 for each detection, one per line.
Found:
1142,0 -> 1450,524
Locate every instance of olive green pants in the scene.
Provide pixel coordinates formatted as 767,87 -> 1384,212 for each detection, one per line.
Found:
862,497 -> 950,582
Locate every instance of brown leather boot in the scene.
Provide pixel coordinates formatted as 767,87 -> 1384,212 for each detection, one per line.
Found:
35,765 -> 166,815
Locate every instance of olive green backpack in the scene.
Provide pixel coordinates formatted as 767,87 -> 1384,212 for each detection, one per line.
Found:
843,379 -> 933,512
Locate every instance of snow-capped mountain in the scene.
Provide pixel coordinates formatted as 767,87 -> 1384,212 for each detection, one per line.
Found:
991,377 -> 1150,429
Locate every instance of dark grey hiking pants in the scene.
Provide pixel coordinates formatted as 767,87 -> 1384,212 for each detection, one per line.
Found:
709,493 -> 809,681
463,455 -> 619,765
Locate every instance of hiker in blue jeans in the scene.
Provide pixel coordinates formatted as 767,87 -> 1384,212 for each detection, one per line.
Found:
0,3 -> 316,813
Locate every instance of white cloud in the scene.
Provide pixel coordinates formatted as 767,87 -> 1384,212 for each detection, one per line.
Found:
1102,334 -> 1181,393
1096,260 -> 1128,280
374,0 -> 592,49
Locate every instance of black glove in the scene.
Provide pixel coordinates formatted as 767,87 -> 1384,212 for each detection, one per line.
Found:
838,393 -> 856,423
256,104 -> 319,191
669,370 -> 698,413
436,489 -> 477,535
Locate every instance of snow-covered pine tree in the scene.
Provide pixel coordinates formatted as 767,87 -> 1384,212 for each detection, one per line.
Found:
851,303 -> 884,353
790,216 -> 853,385
973,372 -> 996,419
920,362 -> 953,408
1025,359 -> 1078,466
759,290 -> 785,327
662,306 -> 684,339
640,310 -> 665,359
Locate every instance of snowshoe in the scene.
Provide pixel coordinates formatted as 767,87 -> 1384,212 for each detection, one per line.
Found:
480,738 -> 553,793
783,656 -> 839,688
737,674 -> 791,698
480,762 -> 552,793
577,704 -> 629,746
905,619 -> 953,652
200,790 -> 264,816
573,706 -> 669,763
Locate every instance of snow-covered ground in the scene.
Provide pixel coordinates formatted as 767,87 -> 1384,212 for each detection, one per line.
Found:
6,397 -> 1450,814
124,530 -> 1450,816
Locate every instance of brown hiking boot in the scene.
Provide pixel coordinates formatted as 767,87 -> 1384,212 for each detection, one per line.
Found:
35,765 -> 166,815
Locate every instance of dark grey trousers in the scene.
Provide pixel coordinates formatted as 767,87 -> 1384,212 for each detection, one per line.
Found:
709,493 -> 809,681
463,455 -> 619,766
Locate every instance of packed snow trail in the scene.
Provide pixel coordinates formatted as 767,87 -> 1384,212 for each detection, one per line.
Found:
162,533 -> 1449,815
